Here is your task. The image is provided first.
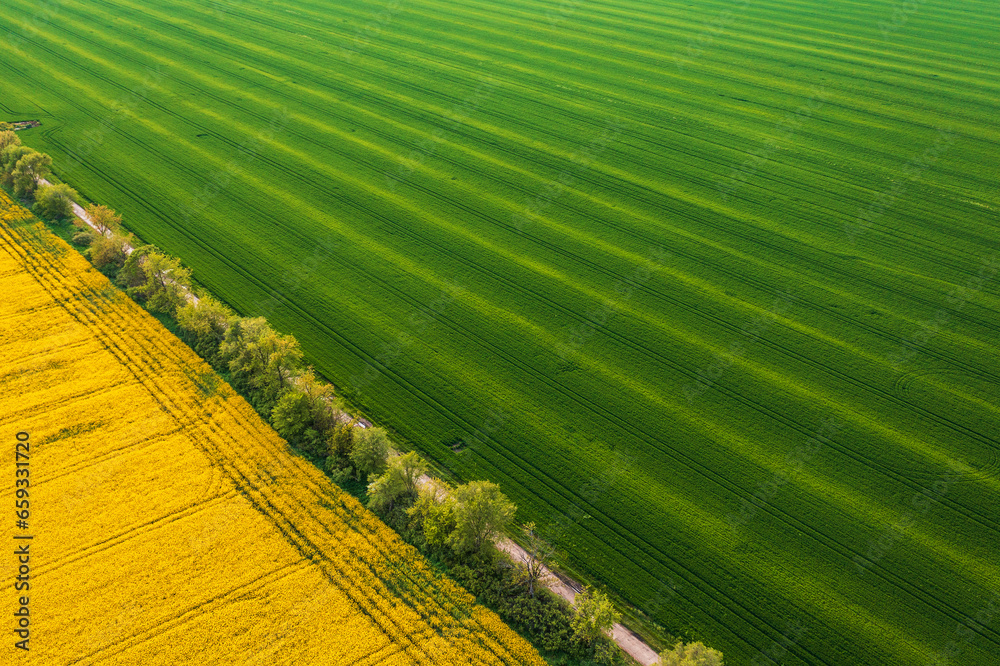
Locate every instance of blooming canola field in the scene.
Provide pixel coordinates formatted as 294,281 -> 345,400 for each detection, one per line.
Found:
2,0 -> 1000,664
0,191 -> 543,665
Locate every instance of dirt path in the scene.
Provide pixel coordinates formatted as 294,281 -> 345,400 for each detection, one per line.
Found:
418,475 -> 660,665
39,175 -> 656,663
41,178 -> 198,304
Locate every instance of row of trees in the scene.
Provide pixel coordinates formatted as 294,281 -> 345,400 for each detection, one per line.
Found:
6,131 -> 725,666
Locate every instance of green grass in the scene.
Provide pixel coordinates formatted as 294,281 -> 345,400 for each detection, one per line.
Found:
3,0 -> 999,663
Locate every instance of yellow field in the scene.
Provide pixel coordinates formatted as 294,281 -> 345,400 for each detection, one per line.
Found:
0,190 -> 544,666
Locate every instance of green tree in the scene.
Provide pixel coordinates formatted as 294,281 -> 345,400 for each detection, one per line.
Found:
11,150 -> 51,197
175,295 -> 236,363
571,587 -> 621,644
270,389 -> 318,450
326,419 -> 357,461
394,451 -> 427,496
132,251 -> 192,314
0,129 -> 21,153
407,479 -> 456,551
449,480 -> 516,555
269,371 -> 339,456
366,465 -> 408,513
658,642 -> 724,666
219,317 -> 302,412
90,232 -> 133,273
84,203 -> 122,236
366,451 -> 427,513
116,244 -> 158,289
349,426 -> 390,480
297,370 -> 340,435
0,145 -> 33,187
33,183 -> 78,219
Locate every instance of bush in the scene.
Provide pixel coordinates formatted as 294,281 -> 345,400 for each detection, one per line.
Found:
659,641 -> 724,666
33,183 -> 78,219
0,129 -> 19,152
90,232 -> 132,275
448,556 -> 585,657
350,426 -> 390,480
175,295 -> 236,365
72,230 -> 96,246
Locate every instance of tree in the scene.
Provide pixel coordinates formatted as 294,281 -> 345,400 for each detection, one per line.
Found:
11,150 -> 51,197
90,231 -> 133,273
296,370 -> 340,436
132,251 -> 191,314
0,129 -> 20,153
394,451 -> 427,496
0,121 -> 13,131
116,244 -> 158,289
517,522 -> 554,598
326,419 -> 357,461
219,317 -> 302,412
0,145 -> 33,187
658,642 -> 724,666
84,204 -> 122,236
350,426 -> 390,480
367,465 -> 408,513
175,295 -> 236,364
449,480 -> 516,555
33,183 -> 78,219
571,587 -> 621,644
269,371 -> 339,456
407,479 -> 456,551
271,389 -> 318,450
366,451 -> 427,513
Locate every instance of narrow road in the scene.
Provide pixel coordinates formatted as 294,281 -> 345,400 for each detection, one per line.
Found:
497,539 -> 660,665
42,178 -> 198,304
419,476 -> 660,665
41,174 -> 657,664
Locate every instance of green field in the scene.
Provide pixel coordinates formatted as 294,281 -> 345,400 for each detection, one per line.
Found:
3,0 -> 999,663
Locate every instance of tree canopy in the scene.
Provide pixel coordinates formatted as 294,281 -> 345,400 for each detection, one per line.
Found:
11,150 -> 51,196
34,183 -> 78,219
658,641 -> 725,666
350,426 -> 390,480
449,480 -> 516,555
84,203 -> 122,236
571,587 -> 621,644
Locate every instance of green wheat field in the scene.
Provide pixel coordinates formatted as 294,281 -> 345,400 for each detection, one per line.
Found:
2,0 -> 998,663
